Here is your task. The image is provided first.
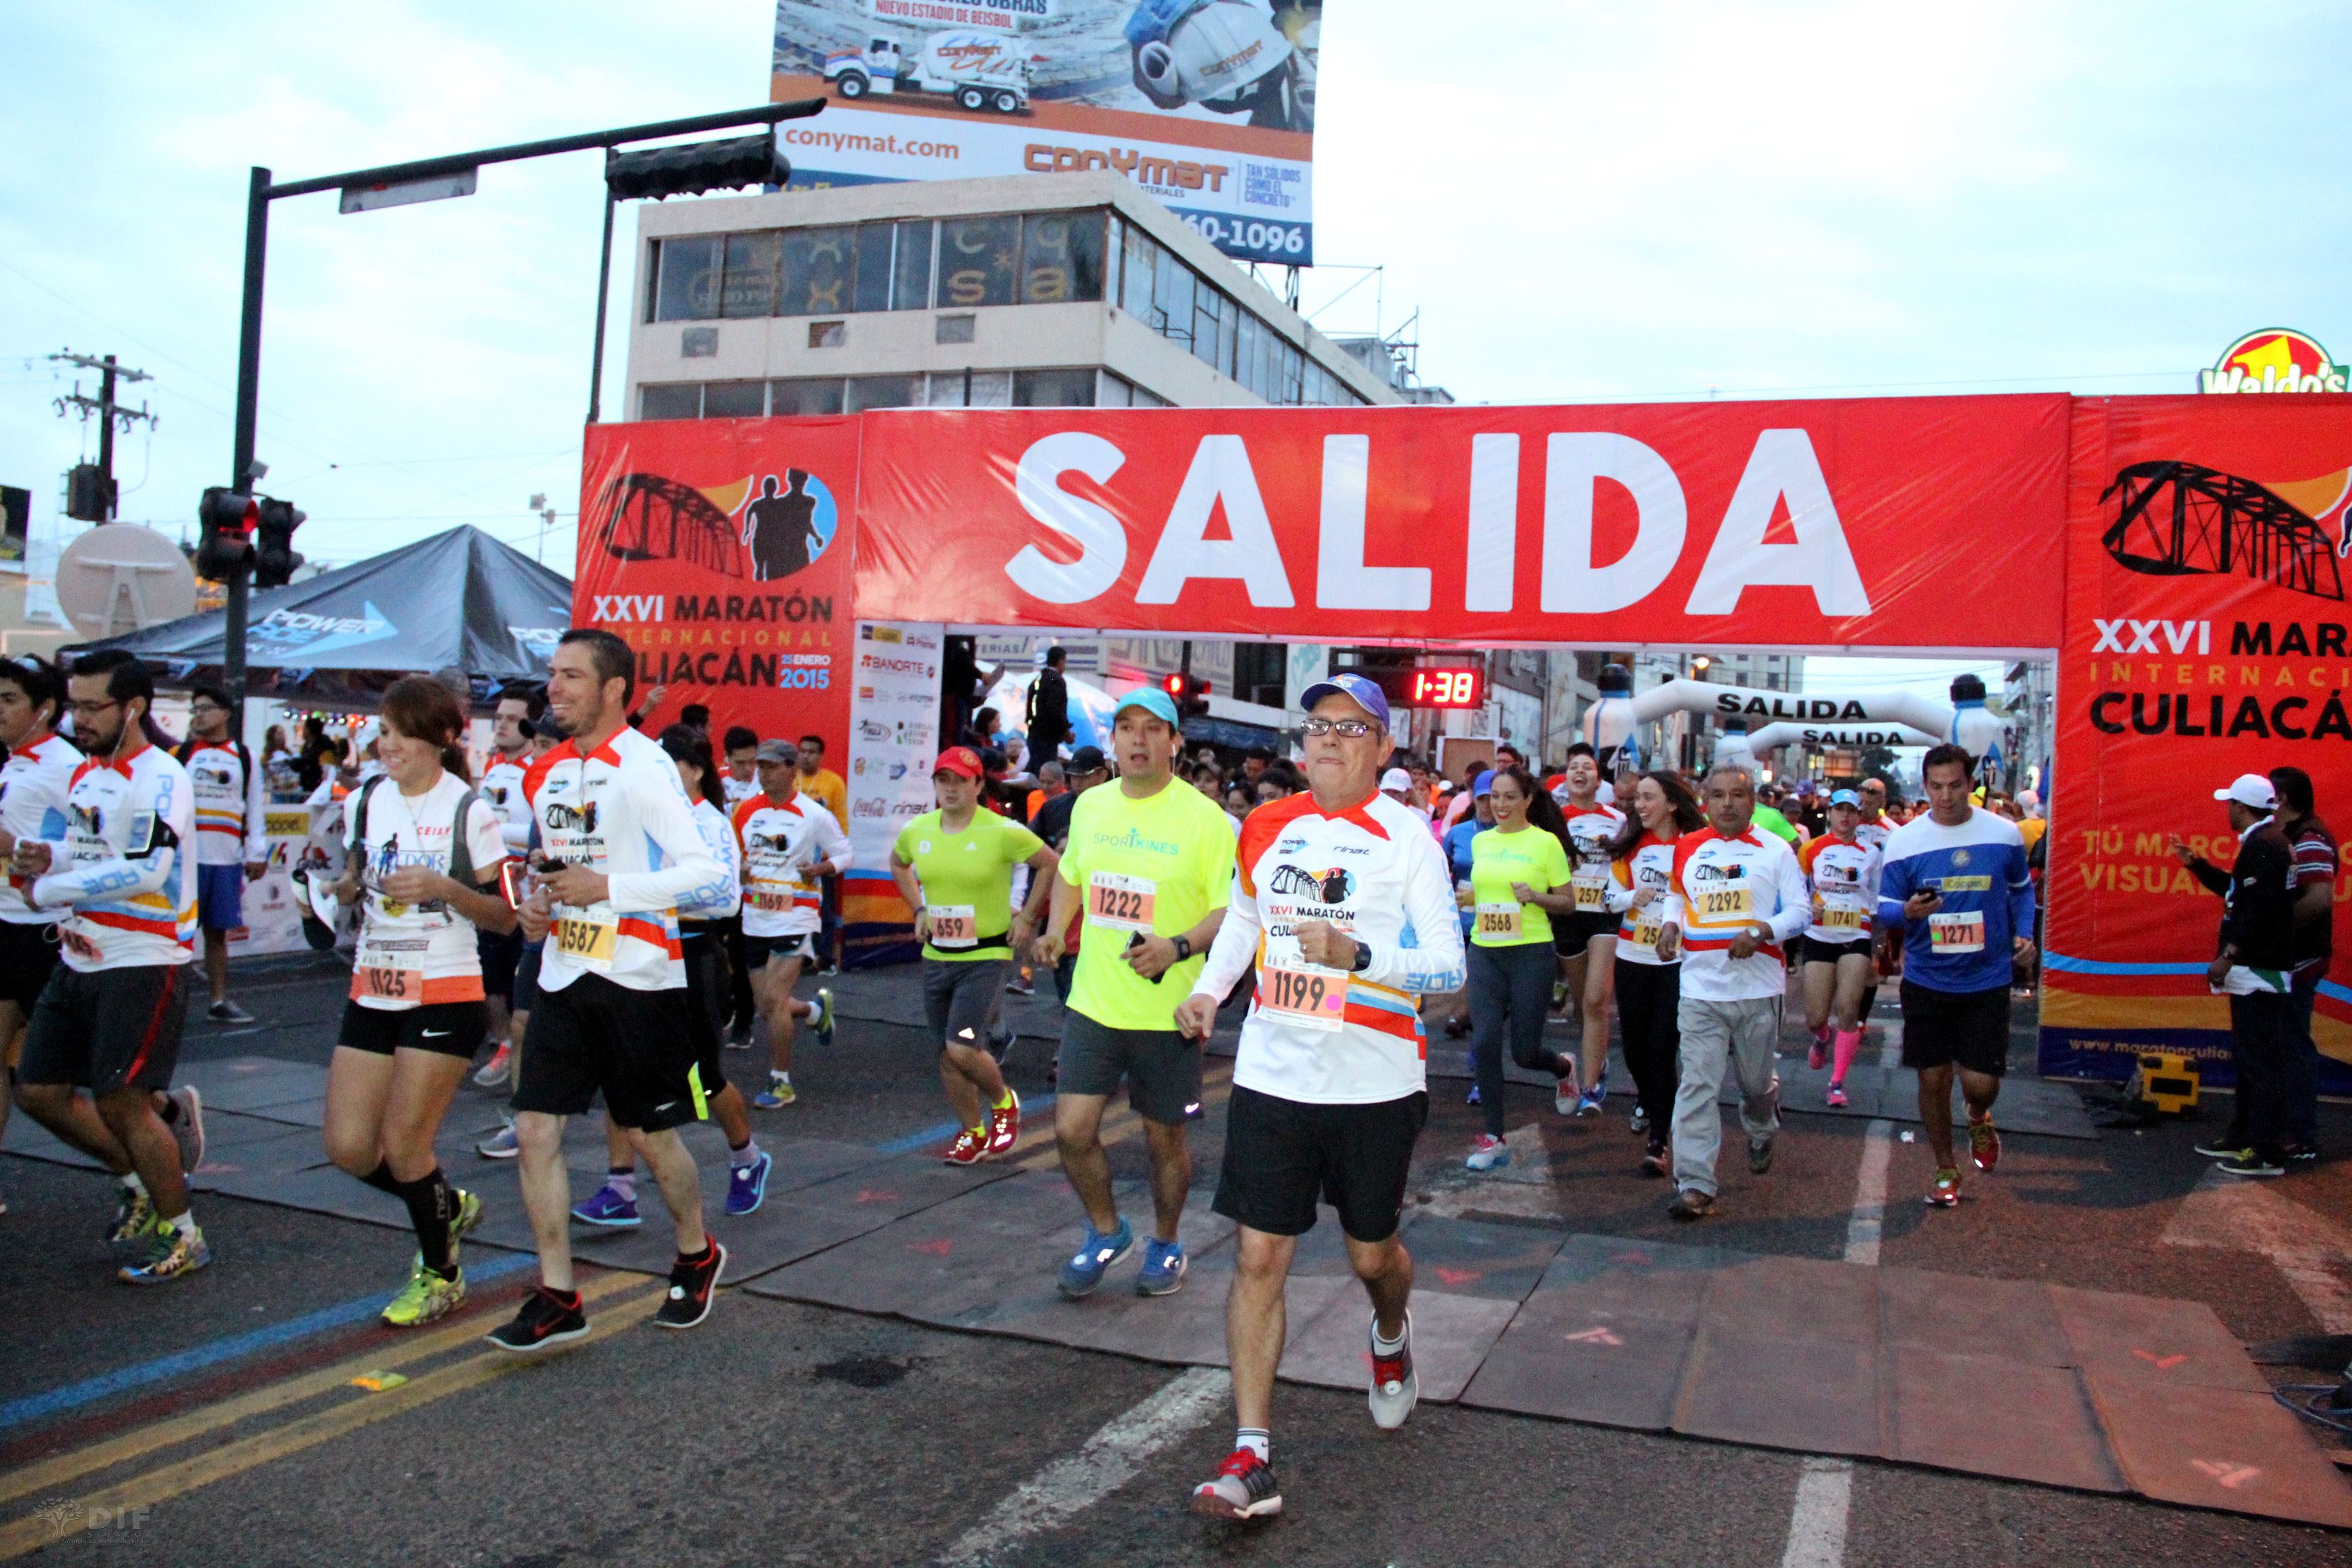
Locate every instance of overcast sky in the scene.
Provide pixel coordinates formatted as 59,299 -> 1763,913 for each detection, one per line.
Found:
6,1 -> 2345,629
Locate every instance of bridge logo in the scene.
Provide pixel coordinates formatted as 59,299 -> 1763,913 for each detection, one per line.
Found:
2100,461 -> 2347,601
593,469 -> 837,583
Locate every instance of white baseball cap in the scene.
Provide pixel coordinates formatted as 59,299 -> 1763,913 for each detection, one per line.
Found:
1379,767 -> 1412,793
2214,773 -> 2276,809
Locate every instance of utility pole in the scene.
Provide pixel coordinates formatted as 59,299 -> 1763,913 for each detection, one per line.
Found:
51,351 -> 157,523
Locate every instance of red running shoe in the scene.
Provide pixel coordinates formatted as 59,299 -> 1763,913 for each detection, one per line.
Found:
1191,1448 -> 1282,1520
942,1127 -> 987,1165
985,1088 -> 1021,1156
1969,1115 -> 2002,1173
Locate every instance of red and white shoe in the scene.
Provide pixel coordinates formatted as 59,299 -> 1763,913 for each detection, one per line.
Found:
1190,1448 -> 1281,1520
1969,1115 -> 2002,1173
985,1089 -> 1021,1156
941,1127 -> 988,1166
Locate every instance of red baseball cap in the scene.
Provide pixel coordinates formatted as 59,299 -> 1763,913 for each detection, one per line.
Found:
934,747 -> 984,780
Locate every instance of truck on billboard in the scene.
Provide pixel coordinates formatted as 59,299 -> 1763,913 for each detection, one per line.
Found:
771,0 -> 1322,265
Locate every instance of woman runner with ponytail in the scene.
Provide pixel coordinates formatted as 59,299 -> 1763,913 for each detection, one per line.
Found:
321,676 -> 515,1326
1607,771 -> 1705,1177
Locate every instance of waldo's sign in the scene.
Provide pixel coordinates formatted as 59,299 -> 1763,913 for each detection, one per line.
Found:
2199,328 -> 2347,394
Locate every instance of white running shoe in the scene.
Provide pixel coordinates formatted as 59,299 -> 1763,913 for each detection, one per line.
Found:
1368,1311 -> 1418,1430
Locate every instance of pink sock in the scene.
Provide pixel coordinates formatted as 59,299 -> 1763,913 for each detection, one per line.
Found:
1831,1027 -> 1862,1085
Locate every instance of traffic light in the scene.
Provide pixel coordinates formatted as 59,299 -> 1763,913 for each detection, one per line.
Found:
196,486 -> 257,581
1162,671 -> 1211,722
604,133 -> 791,201
254,496 -> 306,587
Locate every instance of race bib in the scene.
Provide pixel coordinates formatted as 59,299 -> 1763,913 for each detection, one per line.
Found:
1260,962 -> 1346,1032
1696,885 -> 1753,919
1630,913 -> 1664,950
1474,902 -> 1524,940
1928,909 -> 1985,955
747,889 -> 795,913
1823,904 -> 1865,931
351,938 -> 425,1003
1571,869 -> 1609,911
1085,871 -> 1156,933
555,908 -> 619,968
927,904 -> 977,949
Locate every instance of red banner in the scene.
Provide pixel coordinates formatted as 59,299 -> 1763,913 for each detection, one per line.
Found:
848,396 -> 2072,652
2044,395 -> 2352,1087
573,418 -> 858,760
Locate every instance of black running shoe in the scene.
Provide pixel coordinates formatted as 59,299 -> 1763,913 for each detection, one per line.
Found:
655,1239 -> 728,1329
485,1286 -> 589,1353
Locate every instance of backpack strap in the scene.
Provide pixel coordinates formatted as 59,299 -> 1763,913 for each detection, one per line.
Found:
345,774 -> 390,870
448,787 -> 483,890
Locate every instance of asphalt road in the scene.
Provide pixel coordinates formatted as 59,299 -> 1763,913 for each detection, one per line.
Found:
5,953 -> 2351,1567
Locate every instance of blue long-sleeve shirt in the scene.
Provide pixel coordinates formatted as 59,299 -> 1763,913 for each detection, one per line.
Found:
1876,808 -> 2034,994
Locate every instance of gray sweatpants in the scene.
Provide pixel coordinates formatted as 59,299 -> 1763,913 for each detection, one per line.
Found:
1671,995 -> 1782,1196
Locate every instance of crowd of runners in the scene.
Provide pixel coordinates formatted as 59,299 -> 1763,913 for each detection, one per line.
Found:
0,637 -> 2334,1522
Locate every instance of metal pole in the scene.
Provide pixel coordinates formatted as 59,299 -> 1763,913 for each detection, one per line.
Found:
96,356 -> 117,522
587,170 -> 618,425
224,165 -> 270,735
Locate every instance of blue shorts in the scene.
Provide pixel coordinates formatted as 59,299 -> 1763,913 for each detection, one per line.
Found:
195,864 -> 246,931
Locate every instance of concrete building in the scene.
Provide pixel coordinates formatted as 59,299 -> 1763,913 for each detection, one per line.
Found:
621,171 -> 1399,420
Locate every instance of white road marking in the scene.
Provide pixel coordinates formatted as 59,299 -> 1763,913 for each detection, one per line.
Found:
1780,1029 -> 1904,1567
2161,1163 -> 2352,1331
1780,1456 -> 1857,1568
939,1365 -> 1228,1565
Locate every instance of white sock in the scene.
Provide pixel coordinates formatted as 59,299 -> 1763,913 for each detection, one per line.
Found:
729,1138 -> 762,1171
168,1210 -> 198,1238
1236,1427 -> 1270,1461
771,1070 -> 791,1086
122,1173 -> 146,1196
1373,1320 -> 1406,1356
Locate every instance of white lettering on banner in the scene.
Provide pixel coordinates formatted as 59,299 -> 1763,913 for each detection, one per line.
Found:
1685,429 -> 1872,616
1464,433 -> 1518,612
1009,432 -> 1127,604
1541,433 -> 1687,613
1134,435 -> 1296,607
1316,434 -> 1430,611
2093,617 -> 2207,655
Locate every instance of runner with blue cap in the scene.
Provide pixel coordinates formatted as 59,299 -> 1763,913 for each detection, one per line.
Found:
1797,787 -> 1884,1107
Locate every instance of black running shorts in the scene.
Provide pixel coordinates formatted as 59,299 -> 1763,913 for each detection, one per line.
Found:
1552,910 -> 1618,953
19,962 -> 189,1095
1898,980 -> 2011,1077
512,973 -> 701,1131
0,919 -> 61,1013
1213,1083 -> 1428,1243
1803,934 -> 1873,966
1059,1010 -> 1201,1126
679,929 -> 728,1100
925,958 -> 1010,1051
337,998 -> 489,1060
745,932 -> 818,969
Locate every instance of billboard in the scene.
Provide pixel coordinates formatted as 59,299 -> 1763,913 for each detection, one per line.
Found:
770,0 -> 1320,265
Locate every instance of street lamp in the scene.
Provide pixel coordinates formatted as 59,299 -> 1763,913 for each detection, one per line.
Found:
215,99 -> 823,730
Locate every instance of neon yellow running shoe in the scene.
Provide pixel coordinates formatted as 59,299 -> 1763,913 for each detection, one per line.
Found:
448,1188 -> 483,1261
105,1183 -> 159,1243
382,1257 -> 467,1327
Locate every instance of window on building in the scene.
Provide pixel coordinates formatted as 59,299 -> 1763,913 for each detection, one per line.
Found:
720,233 -> 780,318
771,378 -> 846,416
701,380 -> 766,419
1017,210 -> 1105,304
639,382 -> 702,421
1013,368 -> 1097,408
891,219 -> 934,311
846,374 -> 921,412
851,221 -> 896,314
1232,642 -> 1287,708
936,313 -> 976,345
1151,242 -> 1194,346
1098,372 -> 1132,407
651,236 -> 720,323
781,226 -> 854,317
808,320 -> 846,348
935,214 -> 1019,308
1191,285 -> 1224,372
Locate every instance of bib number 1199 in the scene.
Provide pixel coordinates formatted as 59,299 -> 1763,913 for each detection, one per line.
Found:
1260,963 -> 1345,1031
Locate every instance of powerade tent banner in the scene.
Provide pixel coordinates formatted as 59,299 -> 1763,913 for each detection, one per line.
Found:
574,395 -> 2352,1073
770,0 -> 1320,265
2043,397 -> 2352,1093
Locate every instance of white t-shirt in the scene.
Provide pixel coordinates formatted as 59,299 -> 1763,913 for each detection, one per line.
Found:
478,753 -> 534,855
33,747 -> 198,972
722,772 -> 760,807
0,733 -> 80,924
342,772 -> 509,1010
732,790 -> 851,938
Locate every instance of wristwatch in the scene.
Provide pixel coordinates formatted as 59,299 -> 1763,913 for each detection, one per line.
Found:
1171,934 -> 1191,962
1349,938 -> 1373,973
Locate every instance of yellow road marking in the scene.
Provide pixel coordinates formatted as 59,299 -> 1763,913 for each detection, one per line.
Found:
0,1283 -> 668,1561
0,1268 -> 644,1509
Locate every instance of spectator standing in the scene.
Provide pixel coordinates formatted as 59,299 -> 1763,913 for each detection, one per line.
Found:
1025,646 -> 1072,760
2270,765 -> 2333,1160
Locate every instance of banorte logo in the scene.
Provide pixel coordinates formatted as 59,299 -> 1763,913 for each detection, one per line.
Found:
2198,329 -> 2348,395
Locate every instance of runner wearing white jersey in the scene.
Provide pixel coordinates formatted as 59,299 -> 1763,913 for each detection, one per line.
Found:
572,725 -> 774,1226
176,683 -> 267,1025
1853,776 -> 1895,1029
732,739 -> 847,1109
318,677 -> 512,1327
1553,745 -> 1625,1115
10,651 -> 210,1282
1655,763 -> 1810,1222
0,657 -> 82,1210
470,685 -> 542,1088
717,723 -> 762,1045
1605,770 -> 1707,1176
491,631 -> 732,1352
1177,675 -> 1465,1522
1798,789 -> 1883,1107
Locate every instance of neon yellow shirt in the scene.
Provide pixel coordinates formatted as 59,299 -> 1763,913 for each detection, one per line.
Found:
894,809 -> 1043,962
1057,777 -> 1235,1031
1468,824 -> 1571,947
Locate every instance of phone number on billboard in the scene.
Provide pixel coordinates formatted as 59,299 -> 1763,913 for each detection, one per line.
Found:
1178,214 -> 1311,263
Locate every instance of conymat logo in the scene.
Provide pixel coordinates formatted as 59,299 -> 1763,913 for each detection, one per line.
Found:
2199,329 -> 2348,394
